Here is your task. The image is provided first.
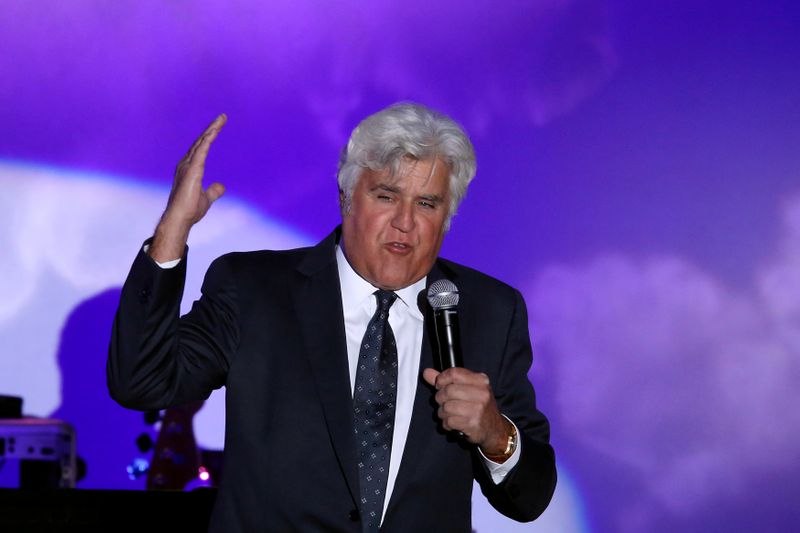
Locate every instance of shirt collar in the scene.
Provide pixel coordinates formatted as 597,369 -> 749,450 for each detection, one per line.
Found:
336,245 -> 426,321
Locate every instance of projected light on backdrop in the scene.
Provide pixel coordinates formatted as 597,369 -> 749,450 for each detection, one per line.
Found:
0,160 -> 310,486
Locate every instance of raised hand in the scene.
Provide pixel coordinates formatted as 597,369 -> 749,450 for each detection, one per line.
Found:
149,114 -> 227,262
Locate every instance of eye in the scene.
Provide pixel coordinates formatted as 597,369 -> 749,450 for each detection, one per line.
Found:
377,194 -> 394,202
418,200 -> 436,209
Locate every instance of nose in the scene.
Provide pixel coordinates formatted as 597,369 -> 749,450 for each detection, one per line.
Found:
391,200 -> 415,233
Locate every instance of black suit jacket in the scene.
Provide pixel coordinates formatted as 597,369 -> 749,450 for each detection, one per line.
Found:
108,228 -> 556,532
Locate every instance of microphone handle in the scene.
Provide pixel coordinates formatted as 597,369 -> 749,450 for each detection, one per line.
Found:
434,307 -> 463,369
433,307 -> 466,438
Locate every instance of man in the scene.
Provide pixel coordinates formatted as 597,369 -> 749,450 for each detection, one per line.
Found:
108,103 -> 556,532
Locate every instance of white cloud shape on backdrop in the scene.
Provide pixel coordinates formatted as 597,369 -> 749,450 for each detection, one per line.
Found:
528,195 -> 800,525
0,161 -> 310,445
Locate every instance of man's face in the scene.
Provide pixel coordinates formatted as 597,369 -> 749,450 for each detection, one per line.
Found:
340,157 -> 451,290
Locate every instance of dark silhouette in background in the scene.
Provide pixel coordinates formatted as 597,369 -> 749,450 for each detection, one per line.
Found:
49,287 -> 146,490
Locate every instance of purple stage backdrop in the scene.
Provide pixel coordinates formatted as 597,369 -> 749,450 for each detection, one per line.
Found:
1,1 -> 799,531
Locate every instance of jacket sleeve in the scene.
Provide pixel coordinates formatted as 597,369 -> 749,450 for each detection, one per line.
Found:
475,287 -> 557,522
107,243 -> 239,411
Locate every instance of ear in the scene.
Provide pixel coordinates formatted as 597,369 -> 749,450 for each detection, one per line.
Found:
338,188 -> 348,214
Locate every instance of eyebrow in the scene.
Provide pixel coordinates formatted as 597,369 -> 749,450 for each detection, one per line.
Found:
370,184 -> 401,194
370,184 -> 445,204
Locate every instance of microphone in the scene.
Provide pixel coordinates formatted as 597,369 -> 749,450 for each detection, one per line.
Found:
427,279 -> 463,370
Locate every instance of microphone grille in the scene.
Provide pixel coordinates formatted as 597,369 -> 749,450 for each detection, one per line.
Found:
427,279 -> 459,309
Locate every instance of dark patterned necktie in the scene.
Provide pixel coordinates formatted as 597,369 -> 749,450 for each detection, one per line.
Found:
353,289 -> 398,533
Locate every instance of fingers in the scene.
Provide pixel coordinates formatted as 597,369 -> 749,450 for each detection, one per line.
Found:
426,367 -> 496,441
182,114 -> 227,181
429,367 -> 490,389
166,114 -> 229,227
206,182 -> 226,204
435,382 -> 492,405
180,114 -> 227,178
186,114 -> 228,160
437,399 -> 482,419
192,113 -> 227,163
439,414 -> 470,432
422,368 -> 440,387
436,400 -> 486,439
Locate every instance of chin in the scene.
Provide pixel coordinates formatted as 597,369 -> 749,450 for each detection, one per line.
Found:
373,274 -> 409,291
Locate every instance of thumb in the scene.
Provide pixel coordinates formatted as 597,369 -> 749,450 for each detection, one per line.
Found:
206,182 -> 226,204
422,368 -> 440,388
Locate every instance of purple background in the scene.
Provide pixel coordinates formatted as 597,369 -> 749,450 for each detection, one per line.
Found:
2,1 -> 799,531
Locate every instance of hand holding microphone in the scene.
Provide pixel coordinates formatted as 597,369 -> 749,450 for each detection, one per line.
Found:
422,280 -> 514,458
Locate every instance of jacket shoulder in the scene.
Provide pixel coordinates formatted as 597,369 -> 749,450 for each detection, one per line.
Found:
436,257 -> 521,304
209,245 -> 315,273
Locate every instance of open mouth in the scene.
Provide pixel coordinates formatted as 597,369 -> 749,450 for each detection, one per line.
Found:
385,242 -> 412,254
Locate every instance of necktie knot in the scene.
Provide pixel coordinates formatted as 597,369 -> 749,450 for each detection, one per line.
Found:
374,290 -> 397,313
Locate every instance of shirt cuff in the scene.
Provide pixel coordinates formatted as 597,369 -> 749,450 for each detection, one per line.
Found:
478,415 -> 522,484
142,244 -> 182,269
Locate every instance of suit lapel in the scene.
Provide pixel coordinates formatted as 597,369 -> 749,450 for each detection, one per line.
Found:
384,260 -> 456,518
292,228 -> 360,507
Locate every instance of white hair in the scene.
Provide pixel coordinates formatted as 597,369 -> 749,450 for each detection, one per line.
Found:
337,102 -> 476,229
